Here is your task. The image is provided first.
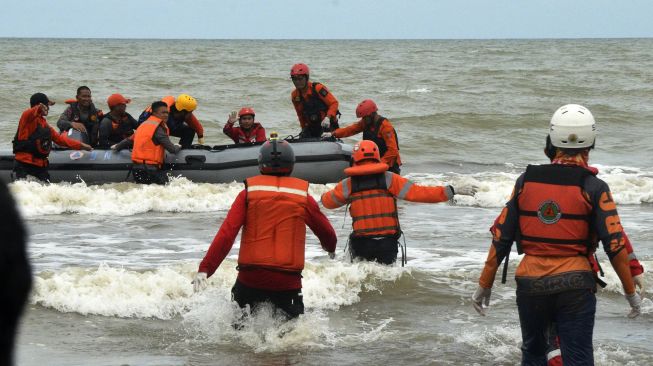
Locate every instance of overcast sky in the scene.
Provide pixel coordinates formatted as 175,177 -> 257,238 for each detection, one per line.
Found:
1,0 -> 652,39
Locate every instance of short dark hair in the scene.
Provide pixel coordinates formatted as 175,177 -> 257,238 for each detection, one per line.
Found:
76,86 -> 91,96
151,101 -> 168,113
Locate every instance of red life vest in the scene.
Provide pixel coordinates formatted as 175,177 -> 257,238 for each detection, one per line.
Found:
131,117 -> 168,167
517,164 -> 594,257
345,162 -> 400,238
238,175 -> 309,272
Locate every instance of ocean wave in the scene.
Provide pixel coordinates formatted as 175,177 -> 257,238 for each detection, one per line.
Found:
31,260 -> 408,320
8,165 -> 652,218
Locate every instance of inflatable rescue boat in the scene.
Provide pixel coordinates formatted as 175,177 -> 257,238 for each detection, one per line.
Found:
0,138 -> 352,184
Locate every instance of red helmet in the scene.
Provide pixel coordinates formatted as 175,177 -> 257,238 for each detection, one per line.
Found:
238,107 -> 255,118
352,140 -> 381,165
356,99 -> 378,118
290,63 -> 310,77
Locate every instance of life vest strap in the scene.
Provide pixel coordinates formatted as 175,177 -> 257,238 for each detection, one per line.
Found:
520,235 -> 589,246
352,226 -> 400,236
520,210 -> 590,221
351,212 -> 399,222
349,192 -> 394,201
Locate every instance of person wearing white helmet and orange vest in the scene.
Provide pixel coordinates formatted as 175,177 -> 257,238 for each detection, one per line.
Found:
290,63 -> 340,138
223,107 -> 266,143
471,104 -> 643,365
137,94 -> 204,148
113,101 -> 181,184
325,99 -> 402,174
192,134 -> 337,321
321,140 -> 475,265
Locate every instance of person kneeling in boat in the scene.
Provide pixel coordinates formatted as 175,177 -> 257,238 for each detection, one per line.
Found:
223,107 -> 266,144
321,140 -> 475,265
323,99 -> 401,174
112,101 -> 181,185
192,136 -> 337,321
56,86 -> 103,146
470,104 -> 642,365
138,94 -> 204,148
97,93 -> 138,149
13,93 -> 93,182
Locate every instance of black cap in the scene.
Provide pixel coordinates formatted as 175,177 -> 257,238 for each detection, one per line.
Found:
30,92 -> 52,107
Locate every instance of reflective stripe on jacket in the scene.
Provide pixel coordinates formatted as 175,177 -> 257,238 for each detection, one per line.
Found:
131,116 -> 167,167
238,175 -> 309,272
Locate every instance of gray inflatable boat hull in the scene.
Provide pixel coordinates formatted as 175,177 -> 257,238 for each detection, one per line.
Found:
0,140 -> 352,184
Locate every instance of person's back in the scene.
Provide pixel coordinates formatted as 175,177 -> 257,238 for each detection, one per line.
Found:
321,140 -> 472,264
471,104 -> 643,365
193,136 -> 336,321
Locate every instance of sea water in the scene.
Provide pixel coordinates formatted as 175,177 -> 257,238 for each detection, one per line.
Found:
1,38 -> 652,365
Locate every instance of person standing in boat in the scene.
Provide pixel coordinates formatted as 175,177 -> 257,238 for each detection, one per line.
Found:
57,86 -> 103,146
137,94 -> 204,148
223,107 -> 266,144
290,63 -> 340,138
97,93 -> 138,149
470,104 -> 643,364
12,93 -> 92,182
192,135 -> 337,322
112,101 -> 181,185
321,140 -> 475,265
325,99 -> 402,174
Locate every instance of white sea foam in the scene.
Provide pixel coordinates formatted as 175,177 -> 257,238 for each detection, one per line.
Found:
31,259 -> 408,319
10,165 -> 651,218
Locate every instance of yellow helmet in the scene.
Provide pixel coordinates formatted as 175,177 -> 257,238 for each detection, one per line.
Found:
175,93 -> 197,112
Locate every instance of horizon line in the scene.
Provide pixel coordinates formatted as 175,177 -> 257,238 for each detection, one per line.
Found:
1,36 -> 652,41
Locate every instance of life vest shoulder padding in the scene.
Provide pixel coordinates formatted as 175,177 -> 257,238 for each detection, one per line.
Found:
345,162 -> 388,176
239,175 -> 309,272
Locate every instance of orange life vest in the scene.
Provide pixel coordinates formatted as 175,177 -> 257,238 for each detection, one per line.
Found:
517,164 -> 593,257
238,175 -> 309,272
131,116 -> 168,167
346,162 -> 400,238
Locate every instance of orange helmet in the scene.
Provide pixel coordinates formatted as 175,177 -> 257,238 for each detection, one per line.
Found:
356,99 -> 378,118
352,140 -> 381,165
238,107 -> 255,118
291,63 -> 310,77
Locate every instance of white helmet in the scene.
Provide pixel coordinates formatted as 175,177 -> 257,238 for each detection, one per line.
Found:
549,104 -> 596,149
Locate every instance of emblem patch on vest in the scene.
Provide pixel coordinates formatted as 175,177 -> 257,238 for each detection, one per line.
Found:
537,200 -> 561,224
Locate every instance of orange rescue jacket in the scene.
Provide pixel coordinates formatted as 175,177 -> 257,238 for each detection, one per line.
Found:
517,164 -> 593,257
131,116 -> 168,167
321,162 -> 451,238
238,175 -> 310,272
